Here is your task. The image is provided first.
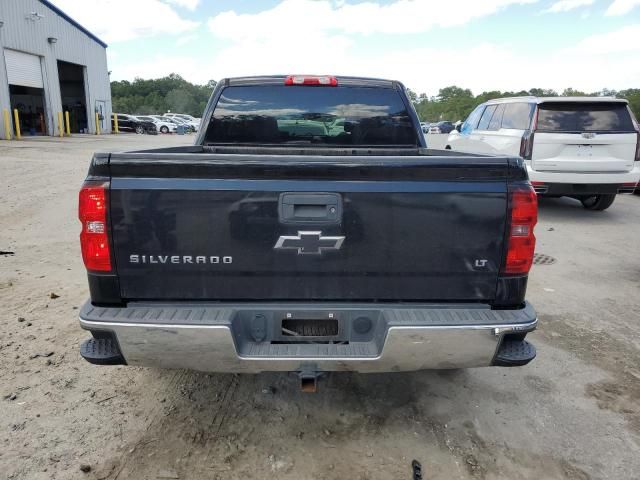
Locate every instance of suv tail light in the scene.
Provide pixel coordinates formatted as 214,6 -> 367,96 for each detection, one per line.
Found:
285,75 -> 338,86
503,184 -> 537,275
519,107 -> 538,160
628,106 -> 640,162
79,181 -> 111,272
519,132 -> 535,160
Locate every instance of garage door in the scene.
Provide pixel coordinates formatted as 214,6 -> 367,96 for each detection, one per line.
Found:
4,49 -> 44,89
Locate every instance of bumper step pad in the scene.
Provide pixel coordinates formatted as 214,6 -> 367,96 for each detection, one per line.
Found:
80,337 -> 126,365
494,338 -> 536,367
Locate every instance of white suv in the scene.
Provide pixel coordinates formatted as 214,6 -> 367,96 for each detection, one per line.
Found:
446,97 -> 640,210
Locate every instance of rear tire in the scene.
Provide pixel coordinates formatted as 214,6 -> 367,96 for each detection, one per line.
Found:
160,126 -> 169,134
581,194 -> 616,211
135,125 -> 144,134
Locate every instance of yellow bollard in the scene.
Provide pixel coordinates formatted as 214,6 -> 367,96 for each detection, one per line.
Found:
64,111 -> 71,136
95,112 -> 101,135
113,113 -> 119,134
3,109 -> 11,140
58,112 -> 64,137
13,109 -> 21,139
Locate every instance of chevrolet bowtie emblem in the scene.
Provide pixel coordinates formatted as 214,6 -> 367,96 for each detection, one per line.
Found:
274,231 -> 345,255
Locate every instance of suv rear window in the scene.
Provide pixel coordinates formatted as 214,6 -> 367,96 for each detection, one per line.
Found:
537,102 -> 634,133
204,85 -> 418,146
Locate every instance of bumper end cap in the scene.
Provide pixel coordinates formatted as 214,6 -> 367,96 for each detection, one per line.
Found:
80,337 -> 126,366
493,339 -> 536,367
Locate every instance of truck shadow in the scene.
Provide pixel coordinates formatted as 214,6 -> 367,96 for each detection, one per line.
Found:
96,367 -> 589,480
98,369 -> 469,479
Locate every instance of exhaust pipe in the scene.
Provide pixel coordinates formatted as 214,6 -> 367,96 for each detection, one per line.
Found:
530,181 -> 548,194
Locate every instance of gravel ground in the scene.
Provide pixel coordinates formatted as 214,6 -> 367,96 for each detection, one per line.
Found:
1,134 -> 639,480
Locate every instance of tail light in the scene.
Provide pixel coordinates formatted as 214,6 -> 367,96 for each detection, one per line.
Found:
503,184 -> 537,275
519,107 -> 538,160
285,75 -> 338,86
628,106 -> 639,161
519,132 -> 535,160
79,181 -> 111,272
520,132 -> 533,160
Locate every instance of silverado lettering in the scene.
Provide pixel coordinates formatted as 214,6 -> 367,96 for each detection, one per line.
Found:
129,255 -> 233,264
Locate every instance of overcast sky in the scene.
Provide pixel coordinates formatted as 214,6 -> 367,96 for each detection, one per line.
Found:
51,0 -> 640,96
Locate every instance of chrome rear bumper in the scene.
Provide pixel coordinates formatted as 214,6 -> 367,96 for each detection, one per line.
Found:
79,301 -> 537,373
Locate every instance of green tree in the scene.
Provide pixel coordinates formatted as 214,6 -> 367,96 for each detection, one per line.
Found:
110,74 -> 216,116
112,76 -> 640,122
528,88 -> 558,96
408,85 -> 640,123
618,89 -> 640,120
562,88 -> 588,96
166,88 -> 197,114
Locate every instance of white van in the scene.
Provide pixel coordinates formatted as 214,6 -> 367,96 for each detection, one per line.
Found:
446,97 -> 640,210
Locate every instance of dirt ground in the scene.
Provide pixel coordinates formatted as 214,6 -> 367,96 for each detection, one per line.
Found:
1,134 -> 639,480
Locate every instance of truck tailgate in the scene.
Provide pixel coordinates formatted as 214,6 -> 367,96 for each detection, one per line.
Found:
108,154 -> 509,302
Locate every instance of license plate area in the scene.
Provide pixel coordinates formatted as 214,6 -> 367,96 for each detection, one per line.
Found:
282,319 -> 339,337
576,144 -> 593,157
277,317 -> 344,343
231,309 -> 381,349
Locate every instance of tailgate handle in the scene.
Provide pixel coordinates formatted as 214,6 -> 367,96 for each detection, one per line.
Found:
279,193 -> 342,225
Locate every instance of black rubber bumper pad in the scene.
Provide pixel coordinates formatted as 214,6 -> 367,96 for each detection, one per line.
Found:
80,337 -> 126,365
494,338 -> 536,367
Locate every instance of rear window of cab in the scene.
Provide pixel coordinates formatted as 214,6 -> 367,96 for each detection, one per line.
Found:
204,85 -> 418,146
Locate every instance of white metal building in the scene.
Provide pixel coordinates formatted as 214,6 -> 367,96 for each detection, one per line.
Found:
0,0 -> 111,138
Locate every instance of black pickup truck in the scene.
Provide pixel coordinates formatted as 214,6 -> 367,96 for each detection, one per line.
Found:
78,75 -> 538,387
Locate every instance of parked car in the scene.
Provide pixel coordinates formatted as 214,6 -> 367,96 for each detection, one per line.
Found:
77,75 -> 538,387
150,115 -> 171,123
171,116 -> 197,133
166,113 -> 202,123
135,115 -> 176,134
112,114 -> 157,134
428,121 -> 455,134
153,115 -> 195,133
165,113 -> 201,131
420,122 -> 430,133
151,115 -> 184,131
446,96 -> 640,210
182,118 -> 201,132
